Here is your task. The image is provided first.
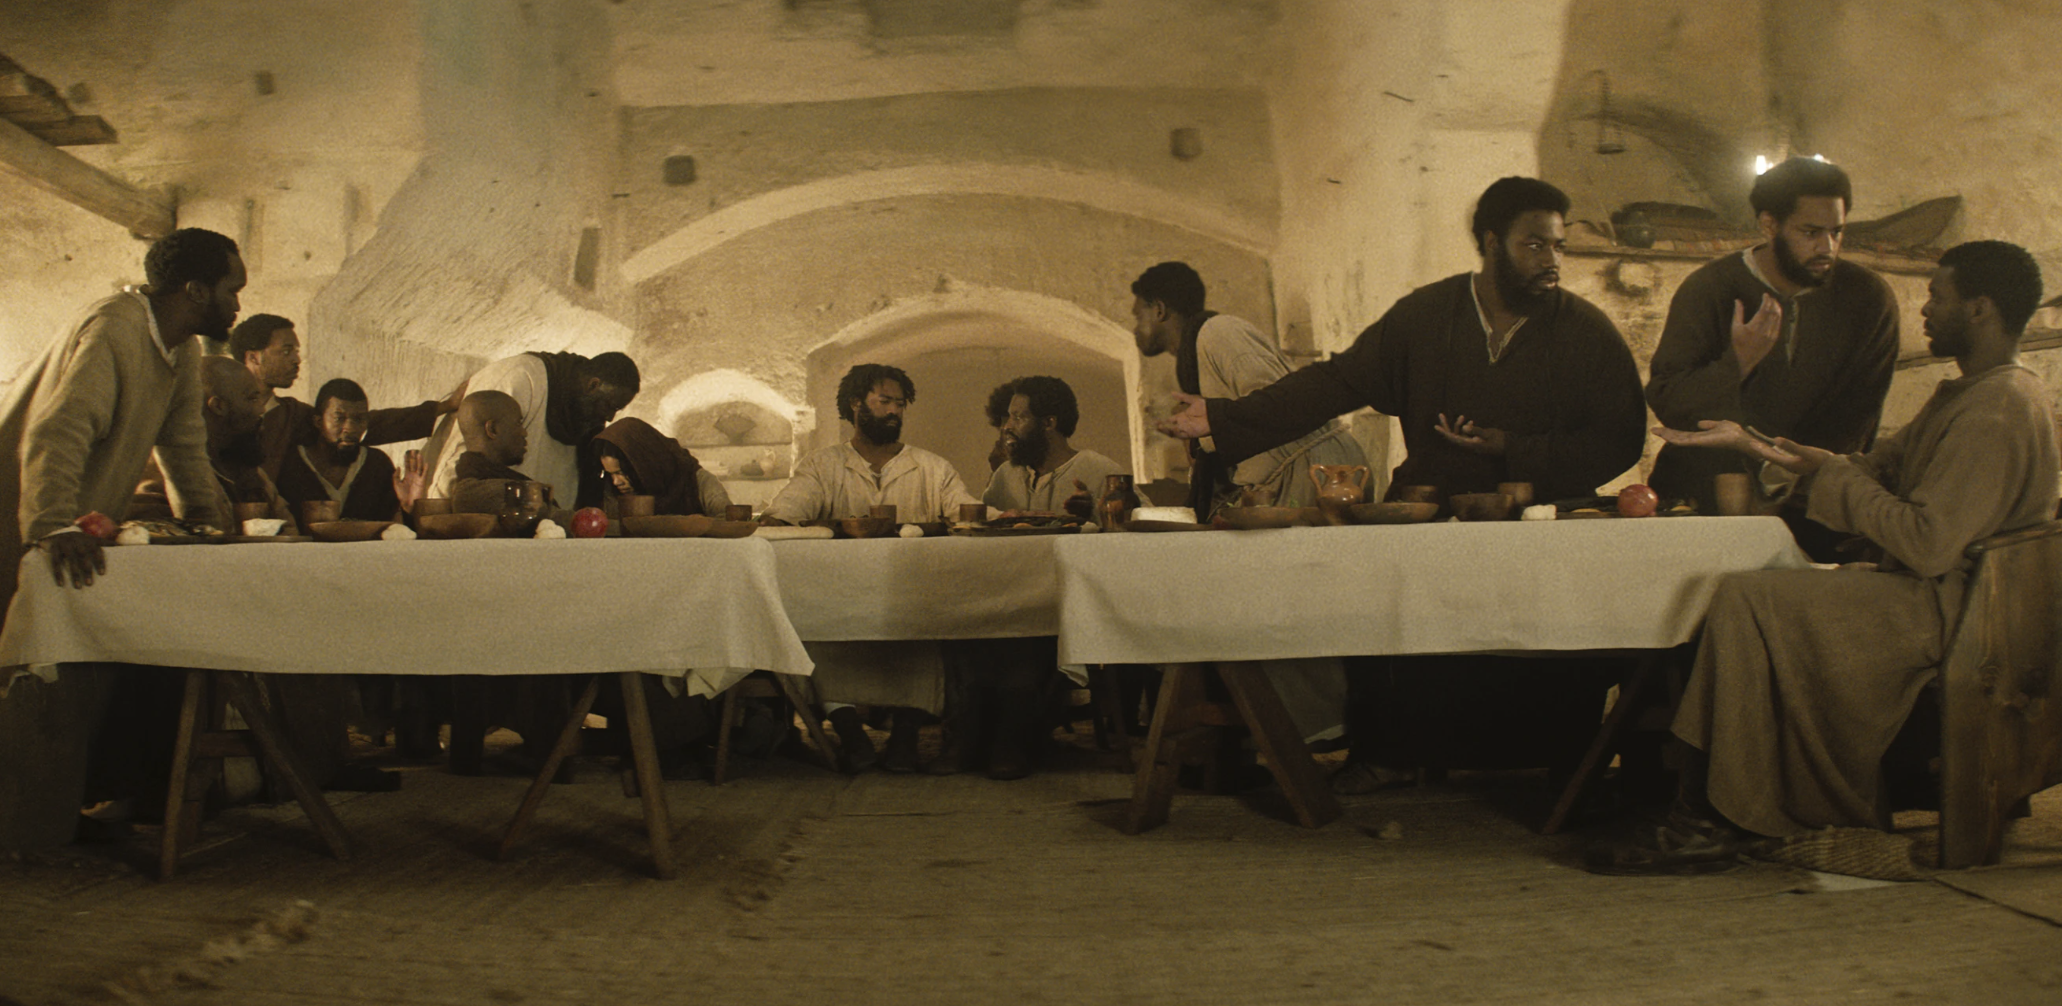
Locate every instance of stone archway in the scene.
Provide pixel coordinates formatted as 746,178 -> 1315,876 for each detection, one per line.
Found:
803,285 -> 1147,492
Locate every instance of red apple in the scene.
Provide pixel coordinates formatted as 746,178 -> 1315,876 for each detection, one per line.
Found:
1616,484 -> 1660,518
571,507 -> 609,539
74,511 -> 118,540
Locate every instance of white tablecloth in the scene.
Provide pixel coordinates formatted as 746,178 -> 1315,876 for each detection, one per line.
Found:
1054,516 -> 1812,667
0,538 -> 813,698
770,535 -> 1061,640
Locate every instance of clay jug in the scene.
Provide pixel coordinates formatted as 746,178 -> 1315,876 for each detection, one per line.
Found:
1099,474 -> 1142,531
1310,464 -> 1369,526
500,480 -> 553,537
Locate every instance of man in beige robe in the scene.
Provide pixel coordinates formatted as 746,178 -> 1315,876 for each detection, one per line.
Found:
763,364 -> 981,773
1599,241 -> 2059,872
0,229 -> 244,849
981,376 -> 1124,515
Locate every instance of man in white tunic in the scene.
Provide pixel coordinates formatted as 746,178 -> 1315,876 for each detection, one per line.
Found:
981,376 -> 1124,514
1599,241 -> 2060,872
1130,261 -> 1364,516
0,229 -> 243,848
764,364 -> 981,772
423,351 -> 639,510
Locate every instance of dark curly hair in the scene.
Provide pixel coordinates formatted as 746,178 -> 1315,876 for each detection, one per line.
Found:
143,228 -> 240,292
1749,157 -> 1852,224
228,314 -> 294,362
1939,240 -> 2045,334
1131,261 -> 1206,317
1009,375 -> 1079,438
984,380 -> 1016,427
1471,177 -> 1570,246
836,363 -> 915,424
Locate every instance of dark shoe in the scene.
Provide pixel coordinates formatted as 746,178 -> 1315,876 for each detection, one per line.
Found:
1584,809 -> 1747,876
881,711 -> 922,774
73,814 -> 134,844
827,707 -> 877,774
327,764 -> 403,793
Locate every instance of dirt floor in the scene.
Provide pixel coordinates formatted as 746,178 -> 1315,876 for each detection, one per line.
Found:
4,728 -> 2062,1006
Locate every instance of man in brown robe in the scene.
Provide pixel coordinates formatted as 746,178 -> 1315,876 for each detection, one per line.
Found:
227,314 -> 456,483
1598,241 -> 2058,873
1645,157 -> 1900,559
592,417 -> 730,517
449,390 -> 548,515
1159,178 -> 1647,794
0,229 -> 242,848
274,378 -> 428,523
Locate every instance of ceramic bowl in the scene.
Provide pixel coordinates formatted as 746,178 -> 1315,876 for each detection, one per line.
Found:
1448,492 -> 1516,522
1348,501 -> 1441,525
307,520 -> 395,542
416,513 -> 499,539
1219,505 -> 1314,530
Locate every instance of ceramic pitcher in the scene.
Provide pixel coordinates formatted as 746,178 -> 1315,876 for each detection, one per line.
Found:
1310,463 -> 1370,526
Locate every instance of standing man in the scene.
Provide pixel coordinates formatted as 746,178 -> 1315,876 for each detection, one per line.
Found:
424,351 -> 640,510
0,228 -> 242,848
1645,157 -> 1900,559
1600,241 -> 2056,872
982,376 -> 1124,515
227,314 -> 456,483
1158,178 -> 1648,794
274,378 -> 429,523
1130,262 -> 1363,516
763,363 -> 982,773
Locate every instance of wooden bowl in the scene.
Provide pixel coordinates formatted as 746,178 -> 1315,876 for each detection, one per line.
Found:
307,520 -> 396,542
1219,505 -> 1314,530
416,513 -> 499,539
1349,501 -> 1440,525
623,515 -> 714,538
1448,492 -> 1516,522
837,516 -> 898,539
704,519 -> 759,539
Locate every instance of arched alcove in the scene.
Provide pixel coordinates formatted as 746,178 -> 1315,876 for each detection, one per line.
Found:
803,286 -> 1145,494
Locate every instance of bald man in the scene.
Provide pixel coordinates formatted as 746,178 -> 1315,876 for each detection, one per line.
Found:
450,390 -> 551,515
133,357 -> 298,530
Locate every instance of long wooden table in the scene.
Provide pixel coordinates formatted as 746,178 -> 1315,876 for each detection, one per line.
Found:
0,536 -> 814,878
1051,516 -> 1813,832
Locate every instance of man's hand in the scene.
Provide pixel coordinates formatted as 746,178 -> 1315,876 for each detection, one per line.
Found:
1434,413 -> 1507,456
1155,392 -> 1211,440
394,449 -> 429,511
43,532 -> 106,589
1062,478 -> 1095,519
1732,294 -> 1782,379
437,380 -> 470,416
1651,419 -> 1833,475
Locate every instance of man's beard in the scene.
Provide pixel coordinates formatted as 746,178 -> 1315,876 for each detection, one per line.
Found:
217,430 -> 264,469
855,411 -> 902,445
1926,314 -> 1970,358
1492,241 -> 1554,314
1007,426 -> 1050,469
199,302 -> 235,342
327,440 -> 362,466
1772,235 -> 1831,289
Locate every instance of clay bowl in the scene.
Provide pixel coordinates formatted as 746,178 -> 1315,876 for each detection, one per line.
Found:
1392,485 -> 1443,506
1349,501 -> 1441,525
623,514 -> 714,538
703,519 -> 760,539
307,520 -> 396,542
1219,505 -> 1314,530
1448,492 -> 1516,522
416,513 -> 498,539
837,516 -> 899,539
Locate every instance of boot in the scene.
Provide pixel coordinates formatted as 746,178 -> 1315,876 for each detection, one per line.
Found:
827,707 -> 877,774
882,709 -> 923,774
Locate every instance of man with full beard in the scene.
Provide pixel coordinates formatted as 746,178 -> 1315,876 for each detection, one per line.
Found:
981,375 -> 1124,515
763,363 -> 982,773
227,314 -> 456,485
273,378 -> 429,523
1646,157 -> 1899,560
1156,177 -> 1647,796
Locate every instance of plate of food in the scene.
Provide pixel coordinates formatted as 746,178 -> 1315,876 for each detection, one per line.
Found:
1125,506 -> 1213,532
112,517 -> 227,544
948,514 -> 1084,536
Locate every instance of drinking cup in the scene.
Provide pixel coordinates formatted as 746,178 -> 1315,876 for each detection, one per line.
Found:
1714,473 -> 1754,517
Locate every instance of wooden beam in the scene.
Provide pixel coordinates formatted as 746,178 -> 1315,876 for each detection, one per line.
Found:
0,114 -> 172,238
25,115 -> 117,147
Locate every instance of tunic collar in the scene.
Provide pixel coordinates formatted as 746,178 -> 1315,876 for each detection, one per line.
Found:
1468,273 -> 1529,364
124,287 -> 178,367
296,443 -> 369,503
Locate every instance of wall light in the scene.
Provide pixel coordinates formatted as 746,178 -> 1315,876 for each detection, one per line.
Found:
1754,153 -> 1830,175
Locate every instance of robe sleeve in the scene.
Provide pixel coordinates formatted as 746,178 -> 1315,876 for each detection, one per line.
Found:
155,354 -> 223,527
981,465 -> 1017,511
366,400 -> 442,446
1794,284 -> 1899,454
1205,312 -> 1402,467
1808,401 -> 2041,578
763,453 -> 832,524
1644,271 -> 1751,430
933,456 -> 982,520
694,468 -> 732,514
18,326 -> 120,539
1500,313 -> 1648,494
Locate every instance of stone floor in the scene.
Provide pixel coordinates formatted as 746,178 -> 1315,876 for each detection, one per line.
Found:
4,731 -> 2061,1005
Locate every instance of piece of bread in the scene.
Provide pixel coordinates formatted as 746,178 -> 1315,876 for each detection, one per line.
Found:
1131,506 -> 1197,524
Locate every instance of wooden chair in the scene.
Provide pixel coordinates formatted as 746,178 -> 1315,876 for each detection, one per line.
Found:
160,670 -> 354,879
1124,662 -> 1340,834
1938,521 -> 2062,867
710,672 -> 839,784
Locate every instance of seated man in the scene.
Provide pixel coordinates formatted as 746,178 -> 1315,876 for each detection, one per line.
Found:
449,390 -> 552,515
274,378 -> 428,523
763,363 -> 982,773
427,350 -> 639,510
134,357 -> 298,529
227,313 -> 457,483
1598,240 -> 2059,873
981,375 -> 1123,516
592,417 -> 731,516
